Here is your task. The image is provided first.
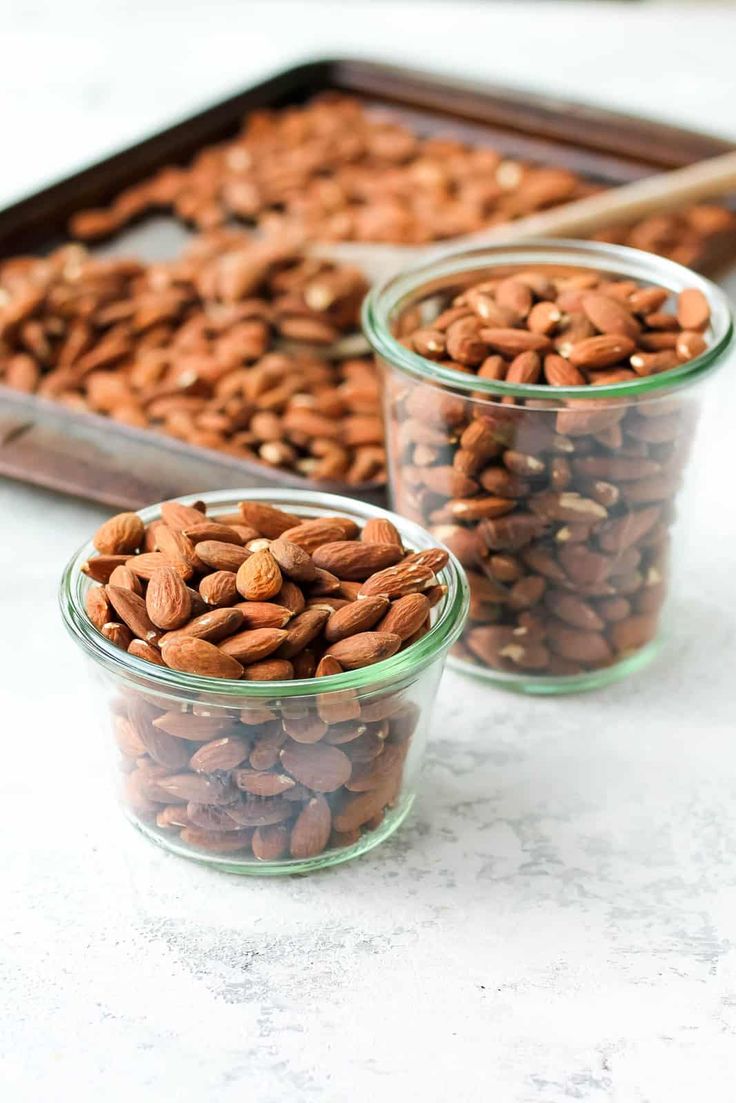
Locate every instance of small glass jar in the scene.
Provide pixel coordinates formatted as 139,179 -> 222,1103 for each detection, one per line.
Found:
363,240 -> 734,694
60,489 -> 468,874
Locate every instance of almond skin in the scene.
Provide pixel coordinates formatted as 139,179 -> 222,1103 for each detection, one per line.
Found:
312,541 -> 403,580
280,741 -> 352,793
106,586 -> 161,643
160,636 -> 244,679
160,607 -> 244,645
236,548 -> 282,601
199,570 -> 239,607
268,537 -> 318,583
239,501 -> 300,538
377,592 -> 430,641
219,627 -> 288,663
290,795 -> 332,859
326,631 -> 402,670
93,511 -> 145,555
189,736 -> 250,773
324,595 -> 389,642
146,566 -> 192,630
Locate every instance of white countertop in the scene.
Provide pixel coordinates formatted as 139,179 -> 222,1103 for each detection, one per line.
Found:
2,3 -> 736,1101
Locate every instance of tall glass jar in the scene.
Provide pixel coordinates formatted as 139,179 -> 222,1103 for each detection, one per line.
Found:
60,490 -> 468,874
363,240 -> 734,694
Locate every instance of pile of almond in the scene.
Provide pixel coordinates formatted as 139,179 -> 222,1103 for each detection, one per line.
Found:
83,498 -> 449,861
389,267 -> 711,677
0,234 -> 384,485
68,95 -> 735,270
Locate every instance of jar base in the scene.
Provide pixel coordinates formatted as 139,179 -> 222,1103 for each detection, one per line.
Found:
126,793 -> 416,875
449,637 -> 661,695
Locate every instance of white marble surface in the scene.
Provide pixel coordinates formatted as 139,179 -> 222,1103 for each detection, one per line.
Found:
2,3 -> 736,1100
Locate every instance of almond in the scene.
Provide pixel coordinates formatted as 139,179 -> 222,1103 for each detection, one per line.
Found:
106,586 -> 161,643
128,639 -> 166,665
268,537 -> 318,583
152,711 -> 230,742
93,511 -> 144,555
568,334 -> 636,369
281,516 -> 359,551
326,631 -> 401,669
280,741 -> 352,792
85,586 -> 112,629
582,292 -> 640,339
160,607 -> 244,644
324,595 -> 389,642
182,522 -> 244,546
108,564 -> 143,593
160,636 -> 244,679
196,540 -> 251,572
252,824 -> 290,861
676,288 -> 710,331
239,501 -> 300,538
242,658 -> 295,680
236,548 -> 282,600
81,554 -> 130,582
377,593 -> 430,641
125,551 -> 192,582
180,828 -> 252,853
199,570 -> 239,607
361,517 -> 403,548
479,327 -> 551,356
290,795 -> 331,858
313,540 -> 403,580
158,773 -> 234,804
358,562 -> 435,599
227,798 -> 292,827
189,736 -> 250,773
101,621 -> 133,649
146,566 -> 192,630
219,627 -> 288,663
233,769 -> 296,796
332,786 -> 392,833
277,607 -> 330,659
160,500 -> 207,532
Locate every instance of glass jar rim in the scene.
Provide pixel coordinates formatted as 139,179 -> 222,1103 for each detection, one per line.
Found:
362,238 -> 734,401
59,488 -> 469,700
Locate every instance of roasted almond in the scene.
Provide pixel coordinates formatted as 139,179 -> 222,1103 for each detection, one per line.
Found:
160,636 -> 244,679
145,566 -> 192,630
326,631 -> 401,669
93,511 -> 144,555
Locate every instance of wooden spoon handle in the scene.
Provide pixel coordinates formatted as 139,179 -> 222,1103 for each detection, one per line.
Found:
484,149 -> 736,243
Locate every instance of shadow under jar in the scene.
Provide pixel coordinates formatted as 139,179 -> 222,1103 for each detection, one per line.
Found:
363,240 -> 734,694
60,490 -> 468,874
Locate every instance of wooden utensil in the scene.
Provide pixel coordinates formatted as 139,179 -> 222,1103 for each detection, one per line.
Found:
311,149 -> 736,284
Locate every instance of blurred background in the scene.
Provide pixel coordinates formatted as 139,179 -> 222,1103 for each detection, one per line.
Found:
3,0 -> 736,207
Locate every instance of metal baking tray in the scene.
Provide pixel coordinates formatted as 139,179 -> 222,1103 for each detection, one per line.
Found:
1,57 -> 735,509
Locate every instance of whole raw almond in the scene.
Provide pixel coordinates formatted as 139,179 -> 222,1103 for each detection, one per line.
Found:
582,293 -> 640,339
358,562 -> 435,599
125,551 -> 192,582
101,621 -> 133,649
146,566 -> 192,630
199,570 -> 239,607
93,511 -> 144,555
677,288 -> 710,331
278,607 -> 330,659
313,541 -> 403,580
85,586 -> 112,629
128,639 -> 166,665
160,636 -> 244,679
197,540 -> 251,572
233,601 -> 292,629
81,554 -> 130,582
106,586 -> 161,643
239,501 -> 300,538
233,769 -> 296,796
252,824 -> 290,861
160,607 -> 244,644
280,740 -> 352,792
361,517 -> 403,548
377,592 -> 430,641
227,797 -> 292,827
219,627 -> 287,663
242,658 -> 294,680
189,736 -> 250,773
269,537 -> 318,583
290,795 -> 332,859
236,548 -> 282,600
568,335 -> 636,370
180,828 -> 252,853
160,500 -> 207,532
158,773 -> 234,804
108,564 -> 143,593
153,711 -> 230,741
182,522 -> 244,546
324,595 -> 389,642
280,518 -> 352,553
326,631 -> 401,669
